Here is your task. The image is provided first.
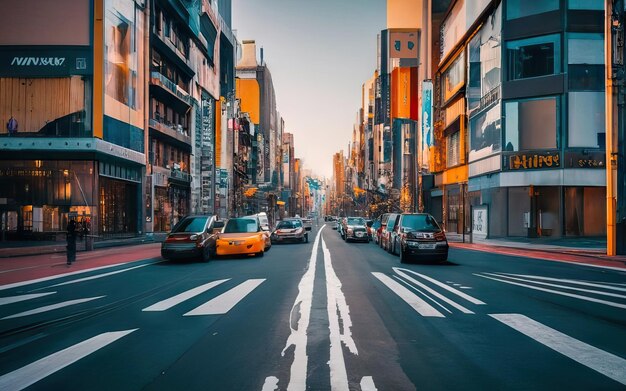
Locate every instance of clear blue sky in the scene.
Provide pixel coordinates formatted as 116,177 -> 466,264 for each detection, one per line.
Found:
232,0 -> 386,178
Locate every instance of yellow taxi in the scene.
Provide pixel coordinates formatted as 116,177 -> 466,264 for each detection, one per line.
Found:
216,217 -> 271,257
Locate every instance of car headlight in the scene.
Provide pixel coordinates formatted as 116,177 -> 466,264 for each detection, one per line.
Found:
189,234 -> 198,240
347,228 -> 353,234
407,241 -> 419,247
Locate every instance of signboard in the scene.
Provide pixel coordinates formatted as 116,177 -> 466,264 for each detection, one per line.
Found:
504,152 -> 560,171
472,205 -> 488,240
421,80 -> 433,150
564,151 -> 605,168
389,30 -> 419,59
0,47 -> 92,77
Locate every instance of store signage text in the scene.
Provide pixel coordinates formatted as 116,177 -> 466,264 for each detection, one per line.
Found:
0,169 -> 53,177
507,152 -> 560,170
11,57 -> 66,67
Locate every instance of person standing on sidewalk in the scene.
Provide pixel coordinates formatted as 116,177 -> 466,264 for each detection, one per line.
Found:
66,219 -> 77,266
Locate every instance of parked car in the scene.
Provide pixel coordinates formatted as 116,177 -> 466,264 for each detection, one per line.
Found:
330,217 -> 339,230
338,217 -> 347,238
343,216 -> 369,243
380,213 -> 399,251
272,218 -> 308,243
256,212 -> 271,231
161,215 -> 224,262
370,220 -> 382,244
302,218 -> 313,232
394,213 -> 448,263
216,217 -> 270,257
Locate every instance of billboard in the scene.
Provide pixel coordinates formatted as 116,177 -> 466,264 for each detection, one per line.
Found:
469,103 -> 501,162
389,31 -> 419,59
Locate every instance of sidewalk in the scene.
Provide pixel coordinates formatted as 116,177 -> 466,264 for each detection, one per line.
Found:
0,233 -> 167,258
446,233 -> 626,269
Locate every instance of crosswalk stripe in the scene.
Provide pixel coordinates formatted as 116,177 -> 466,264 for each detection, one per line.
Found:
372,273 -> 444,317
498,273 -> 626,292
142,279 -> 230,312
490,314 -> 626,386
0,260 -> 159,291
360,376 -> 378,391
393,275 -> 453,314
394,267 -> 486,305
487,273 -> 626,299
0,329 -> 137,391
48,264 -> 150,288
393,270 -> 474,314
0,292 -> 56,306
475,273 -> 626,310
1,296 -> 105,320
184,279 -> 265,316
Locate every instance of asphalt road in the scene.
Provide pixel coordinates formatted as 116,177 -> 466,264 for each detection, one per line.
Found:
0,224 -> 625,390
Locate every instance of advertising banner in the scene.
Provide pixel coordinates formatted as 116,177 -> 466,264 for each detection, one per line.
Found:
421,80 -> 433,150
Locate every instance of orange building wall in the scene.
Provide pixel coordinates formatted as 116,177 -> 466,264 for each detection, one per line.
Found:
236,78 -> 260,124
387,0 -> 423,29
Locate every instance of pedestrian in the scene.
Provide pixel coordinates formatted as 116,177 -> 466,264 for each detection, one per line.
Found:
66,219 -> 77,266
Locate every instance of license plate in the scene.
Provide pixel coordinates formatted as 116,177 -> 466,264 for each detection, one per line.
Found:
231,241 -> 243,246
356,232 -> 363,237
418,243 -> 436,250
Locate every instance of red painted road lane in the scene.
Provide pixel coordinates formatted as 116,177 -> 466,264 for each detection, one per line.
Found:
0,244 -> 162,286
450,242 -> 626,270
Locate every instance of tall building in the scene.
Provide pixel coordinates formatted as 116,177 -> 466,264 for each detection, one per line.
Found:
430,0 -> 607,238
0,0 -> 147,239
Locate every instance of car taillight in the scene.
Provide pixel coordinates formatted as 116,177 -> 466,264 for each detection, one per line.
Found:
435,232 -> 446,241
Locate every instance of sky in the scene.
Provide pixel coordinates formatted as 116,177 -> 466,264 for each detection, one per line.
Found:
232,0 -> 386,179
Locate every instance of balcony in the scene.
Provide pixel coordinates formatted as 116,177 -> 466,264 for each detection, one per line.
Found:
150,71 -> 193,109
152,164 -> 192,185
149,118 -> 191,149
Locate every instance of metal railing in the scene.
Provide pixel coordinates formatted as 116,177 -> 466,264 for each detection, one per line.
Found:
150,71 -> 192,105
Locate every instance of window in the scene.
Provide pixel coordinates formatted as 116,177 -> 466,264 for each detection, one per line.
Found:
507,0 -> 559,20
505,97 -> 558,151
442,51 -> 465,102
568,0 -> 604,10
568,92 -> 605,147
568,33 -> 604,90
447,131 -> 461,167
507,35 -> 560,80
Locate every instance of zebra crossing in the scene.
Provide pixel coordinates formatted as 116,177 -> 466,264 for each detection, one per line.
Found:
0,276 -> 268,390
372,268 -> 626,387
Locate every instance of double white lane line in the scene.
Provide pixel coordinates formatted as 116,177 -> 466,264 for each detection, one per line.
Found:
265,226 -> 376,391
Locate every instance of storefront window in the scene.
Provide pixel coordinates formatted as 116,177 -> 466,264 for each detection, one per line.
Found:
506,0 -> 559,20
507,34 -> 560,81
470,103 -> 501,160
505,97 -> 558,151
565,187 -> 606,236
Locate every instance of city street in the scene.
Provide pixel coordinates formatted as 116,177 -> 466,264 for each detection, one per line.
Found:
0,224 -> 624,390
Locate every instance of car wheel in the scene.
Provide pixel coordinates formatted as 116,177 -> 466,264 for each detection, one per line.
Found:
201,247 -> 212,263
305,234 -> 309,243
399,247 -> 407,263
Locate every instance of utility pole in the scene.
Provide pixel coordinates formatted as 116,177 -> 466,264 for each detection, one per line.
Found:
607,0 -> 626,255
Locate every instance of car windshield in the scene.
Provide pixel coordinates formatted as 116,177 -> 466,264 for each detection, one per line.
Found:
402,215 -> 440,232
277,220 -> 301,229
223,218 -> 258,233
172,217 -> 208,233
347,217 -> 365,225
386,216 -> 397,231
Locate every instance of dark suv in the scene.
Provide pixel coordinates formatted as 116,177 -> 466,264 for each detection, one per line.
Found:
161,215 -> 224,262
343,216 -> 369,242
392,213 -> 448,263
